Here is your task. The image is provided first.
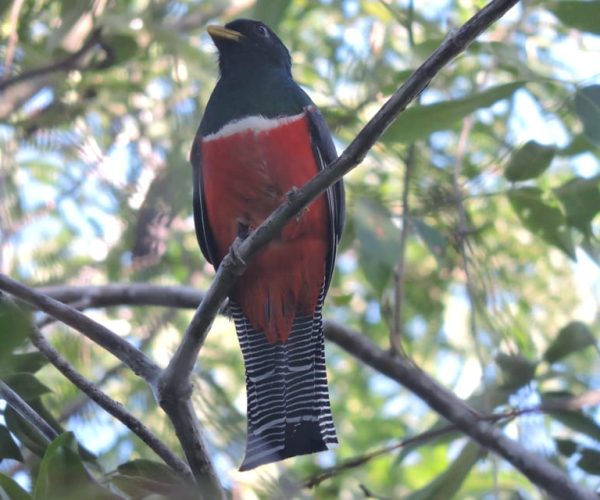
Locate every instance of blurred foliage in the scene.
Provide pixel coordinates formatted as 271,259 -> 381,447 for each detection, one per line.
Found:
1,0 -> 600,498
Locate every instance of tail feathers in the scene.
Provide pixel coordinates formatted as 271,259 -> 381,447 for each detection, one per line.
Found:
231,293 -> 337,471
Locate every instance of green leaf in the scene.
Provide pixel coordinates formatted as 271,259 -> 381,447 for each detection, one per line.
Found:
0,472 -> 31,500
0,300 -> 32,365
4,407 -> 49,457
112,459 -> 189,497
354,198 -> 401,296
253,0 -> 292,30
0,425 -> 23,463
577,448 -> 600,475
101,34 -> 139,65
47,1 -> 92,50
116,459 -> 181,482
505,141 -> 555,182
407,441 -> 482,500
555,175 -> 600,236
2,373 -> 52,400
544,321 -> 595,364
544,407 -> 600,442
549,1 -> 600,35
555,438 -> 578,457
574,85 -> 600,146
33,432 -> 115,500
507,187 -> 575,259
413,219 -> 449,267
495,353 -> 537,390
559,134 -> 596,156
1,352 -> 48,376
383,82 -> 523,143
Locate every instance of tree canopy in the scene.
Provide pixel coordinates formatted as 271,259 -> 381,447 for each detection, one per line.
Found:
1,0 -> 599,498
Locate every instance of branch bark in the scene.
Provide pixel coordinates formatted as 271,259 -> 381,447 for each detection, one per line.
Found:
0,379 -> 57,445
29,327 -> 193,481
324,322 -> 596,500
0,274 -> 161,383
0,275 -> 223,498
37,282 -> 597,499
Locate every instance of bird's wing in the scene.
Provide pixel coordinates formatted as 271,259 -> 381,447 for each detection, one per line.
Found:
306,105 -> 346,294
191,134 -> 220,266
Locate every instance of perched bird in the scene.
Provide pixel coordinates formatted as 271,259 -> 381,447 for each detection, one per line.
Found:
191,19 -> 345,471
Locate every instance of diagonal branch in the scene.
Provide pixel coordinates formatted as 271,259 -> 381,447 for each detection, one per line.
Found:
0,379 -> 57,444
0,274 -> 161,384
323,322 -> 596,500
158,0 -> 522,399
302,390 -> 600,489
28,327 -> 193,480
0,28 -> 104,93
0,277 -> 224,496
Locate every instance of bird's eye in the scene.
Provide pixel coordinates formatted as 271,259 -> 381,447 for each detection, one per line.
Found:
255,25 -> 269,37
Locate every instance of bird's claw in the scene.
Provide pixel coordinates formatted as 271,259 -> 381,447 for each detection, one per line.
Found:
228,236 -> 246,275
286,186 -> 309,221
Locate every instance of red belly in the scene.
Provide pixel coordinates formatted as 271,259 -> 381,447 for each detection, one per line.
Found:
201,113 -> 328,343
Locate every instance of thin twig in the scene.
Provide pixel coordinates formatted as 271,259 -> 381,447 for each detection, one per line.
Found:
59,312 -> 170,422
0,28 -> 104,93
28,328 -> 193,480
391,0 -> 417,355
0,276 -> 222,493
39,283 -> 205,309
303,390 -> 600,488
0,379 -> 57,444
323,321 -> 596,499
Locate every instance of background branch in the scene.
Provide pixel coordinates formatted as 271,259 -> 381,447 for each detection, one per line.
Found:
35,282 -> 596,499
0,379 -> 57,445
28,327 -> 193,480
0,274 -> 161,383
0,274 -> 223,497
303,390 -> 600,488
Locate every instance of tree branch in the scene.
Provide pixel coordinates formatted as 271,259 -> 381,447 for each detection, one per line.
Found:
156,2 -> 524,487
39,283 -> 204,309
0,28 -> 106,120
302,389 -> 600,488
158,0 -> 523,405
0,274 -> 161,384
323,322 -> 596,500
37,283 -> 597,498
0,379 -> 57,444
0,276 -> 225,497
0,28 -> 103,93
28,327 -> 193,481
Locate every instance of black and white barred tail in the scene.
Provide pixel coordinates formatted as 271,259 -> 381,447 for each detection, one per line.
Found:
231,289 -> 337,471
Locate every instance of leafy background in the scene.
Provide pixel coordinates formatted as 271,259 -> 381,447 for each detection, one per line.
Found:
1,0 -> 599,497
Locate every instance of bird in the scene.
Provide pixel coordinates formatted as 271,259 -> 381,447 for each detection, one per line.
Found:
191,19 -> 345,471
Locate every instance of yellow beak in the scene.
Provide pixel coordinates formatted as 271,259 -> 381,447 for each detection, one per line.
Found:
207,25 -> 244,42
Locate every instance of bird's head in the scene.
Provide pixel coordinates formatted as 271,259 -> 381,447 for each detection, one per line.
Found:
207,19 -> 292,78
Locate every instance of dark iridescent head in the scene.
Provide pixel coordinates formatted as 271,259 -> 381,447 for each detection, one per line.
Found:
207,19 -> 292,77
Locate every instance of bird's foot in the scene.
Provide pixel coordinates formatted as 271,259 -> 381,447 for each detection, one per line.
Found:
286,186 -> 309,221
228,236 -> 246,275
